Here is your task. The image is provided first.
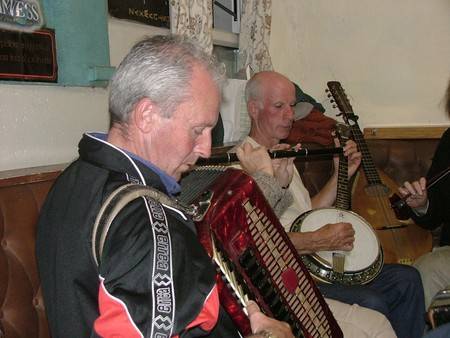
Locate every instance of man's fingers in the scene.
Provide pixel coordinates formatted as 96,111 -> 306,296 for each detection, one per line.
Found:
398,186 -> 409,197
419,177 -> 427,190
342,243 -> 354,251
403,181 -> 415,194
411,181 -> 424,195
236,147 -> 244,158
271,143 -> 291,151
246,300 -> 261,317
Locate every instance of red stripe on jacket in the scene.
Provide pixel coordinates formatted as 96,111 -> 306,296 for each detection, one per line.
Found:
94,278 -> 144,338
187,284 -> 220,331
172,284 -> 220,338
95,279 -> 219,338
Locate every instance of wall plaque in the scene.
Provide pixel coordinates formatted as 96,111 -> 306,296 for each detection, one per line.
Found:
0,28 -> 57,82
108,0 -> 170,28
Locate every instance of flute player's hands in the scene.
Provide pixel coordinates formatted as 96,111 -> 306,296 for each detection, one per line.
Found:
236,142 -> 298,189
236,142 -> 274,177
270,143 -> 299,189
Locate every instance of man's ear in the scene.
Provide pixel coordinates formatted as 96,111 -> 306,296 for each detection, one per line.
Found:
132,98 -> 161,133
247,99 -> 260,120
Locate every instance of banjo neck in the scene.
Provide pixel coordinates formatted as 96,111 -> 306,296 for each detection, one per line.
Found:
335,123 -> 351,210
331,123 -> 353,274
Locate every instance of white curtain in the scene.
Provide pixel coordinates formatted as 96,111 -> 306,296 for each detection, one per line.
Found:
238,0 -> 273,73
170,0 -> 214,55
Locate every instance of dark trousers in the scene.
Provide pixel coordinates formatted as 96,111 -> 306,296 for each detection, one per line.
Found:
423,323 -> 450,338
318,264 -> 425,338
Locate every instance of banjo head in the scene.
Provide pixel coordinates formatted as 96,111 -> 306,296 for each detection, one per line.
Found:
291,208 -> 383,285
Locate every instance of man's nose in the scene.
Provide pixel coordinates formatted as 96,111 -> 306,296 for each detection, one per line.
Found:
285,105 -> 295,121
196,131 -> 212,158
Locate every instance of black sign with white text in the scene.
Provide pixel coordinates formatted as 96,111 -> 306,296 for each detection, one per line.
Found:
0,29 -> 57,82
108,0 -> 170,28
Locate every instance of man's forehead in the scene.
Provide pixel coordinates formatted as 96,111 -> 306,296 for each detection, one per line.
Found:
264,83 -> 296,102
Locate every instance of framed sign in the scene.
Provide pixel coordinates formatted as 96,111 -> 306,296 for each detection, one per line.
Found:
108,0 -> 170,28
0,29 -> 57,82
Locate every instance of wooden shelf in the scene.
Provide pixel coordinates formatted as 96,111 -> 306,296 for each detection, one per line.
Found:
0,163 -> 66,187
363,126 -> 449,139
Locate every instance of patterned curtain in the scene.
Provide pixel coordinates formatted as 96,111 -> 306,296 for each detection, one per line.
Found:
170,0 -> 214,55
238,0 -> 273,73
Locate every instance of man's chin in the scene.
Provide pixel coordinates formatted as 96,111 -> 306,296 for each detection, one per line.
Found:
279,130 -> 291,140
176,164 -> 195,181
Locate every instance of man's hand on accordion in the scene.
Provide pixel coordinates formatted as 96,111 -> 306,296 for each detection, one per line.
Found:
245,300 -> 294,338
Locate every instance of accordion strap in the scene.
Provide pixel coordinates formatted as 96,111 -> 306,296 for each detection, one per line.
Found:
91,183 -> 193,267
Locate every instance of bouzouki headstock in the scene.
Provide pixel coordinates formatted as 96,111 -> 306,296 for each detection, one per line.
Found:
326,81 -> 358,125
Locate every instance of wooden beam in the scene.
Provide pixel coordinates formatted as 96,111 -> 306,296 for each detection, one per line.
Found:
0,163 -> 66,187
363,126 -> 449,139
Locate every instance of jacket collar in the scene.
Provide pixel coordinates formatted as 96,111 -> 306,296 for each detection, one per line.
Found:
78,132 -> 169,194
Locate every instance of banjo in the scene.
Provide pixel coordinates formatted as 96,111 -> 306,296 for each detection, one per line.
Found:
290,123 -> 383,285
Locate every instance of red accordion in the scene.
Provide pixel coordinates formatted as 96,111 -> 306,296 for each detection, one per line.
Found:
180,168 -> 342,338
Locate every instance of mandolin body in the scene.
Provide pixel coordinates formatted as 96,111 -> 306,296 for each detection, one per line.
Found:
351,169 -> 432,264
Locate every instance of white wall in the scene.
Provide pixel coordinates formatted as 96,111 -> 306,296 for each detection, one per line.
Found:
0,85 -> 108,170
1,2 -> 449,171
0,18 -> 167,171
270,0 -> 450,128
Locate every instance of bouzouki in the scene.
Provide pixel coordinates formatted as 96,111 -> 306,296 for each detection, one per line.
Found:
290,123 -> 383,285
326,81 -> 432,264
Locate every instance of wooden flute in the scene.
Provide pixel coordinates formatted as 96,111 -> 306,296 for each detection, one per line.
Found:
196,146 -> 343,165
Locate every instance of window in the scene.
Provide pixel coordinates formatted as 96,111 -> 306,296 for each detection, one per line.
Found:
213,0 -> 240,34
213,0 -> 241,79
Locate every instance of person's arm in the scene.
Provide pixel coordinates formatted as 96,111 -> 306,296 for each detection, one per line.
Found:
403,129 -> 450,230
310,173 -> 338,209
236,142 -> 295,217
245,301 -> 294,338
251,171 -> 293,217
288,222 -> 355,254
